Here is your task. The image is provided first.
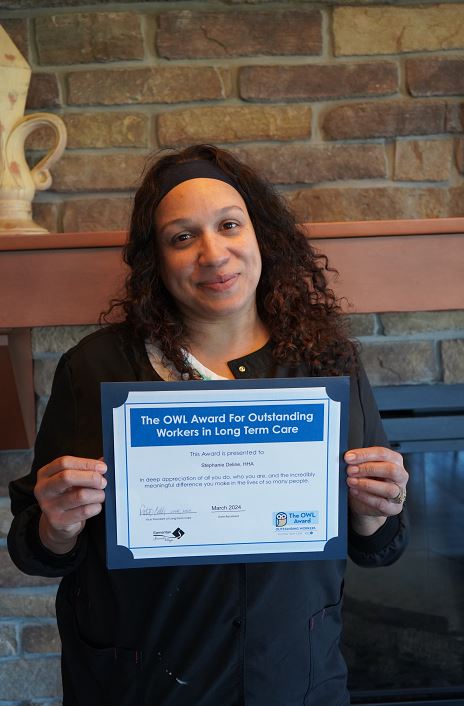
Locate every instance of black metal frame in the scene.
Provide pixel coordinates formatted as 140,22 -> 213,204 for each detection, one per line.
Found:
373,384 -> 464,453
348,384 -> 464,706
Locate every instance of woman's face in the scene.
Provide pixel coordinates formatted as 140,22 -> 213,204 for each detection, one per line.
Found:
154,178 -> 262,324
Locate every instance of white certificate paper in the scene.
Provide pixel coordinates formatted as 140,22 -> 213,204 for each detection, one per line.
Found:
102,377 -> 349,569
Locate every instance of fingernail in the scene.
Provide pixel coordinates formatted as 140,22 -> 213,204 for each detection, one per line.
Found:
345,453 -> 356,462
96,462 -> 107,472
101,477 -> 107,488
347,466 -> 359,474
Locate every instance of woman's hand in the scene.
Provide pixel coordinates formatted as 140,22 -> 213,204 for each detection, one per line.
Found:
34,456 -> 107,554
344,446 -> 408,536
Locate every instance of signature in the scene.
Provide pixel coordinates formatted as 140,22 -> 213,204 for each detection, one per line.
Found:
139,505 -> 193,516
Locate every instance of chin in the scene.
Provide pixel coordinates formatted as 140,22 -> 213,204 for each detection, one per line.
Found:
198,301 -> 247,319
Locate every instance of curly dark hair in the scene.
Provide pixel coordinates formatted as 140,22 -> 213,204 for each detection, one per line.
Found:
106,144 -> 356,378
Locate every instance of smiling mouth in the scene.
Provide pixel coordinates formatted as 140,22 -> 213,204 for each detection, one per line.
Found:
198,274 -> 239,291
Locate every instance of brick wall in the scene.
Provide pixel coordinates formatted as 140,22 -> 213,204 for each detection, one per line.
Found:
1,1 -> 464,703
0,0 -> 463,230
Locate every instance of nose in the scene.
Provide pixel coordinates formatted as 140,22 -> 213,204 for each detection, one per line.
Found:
197,231 -> 229,267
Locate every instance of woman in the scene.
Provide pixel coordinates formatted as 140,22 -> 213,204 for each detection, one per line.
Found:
8,144 -> 408,706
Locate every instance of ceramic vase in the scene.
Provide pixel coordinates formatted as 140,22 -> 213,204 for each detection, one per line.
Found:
0,26 -> 67,234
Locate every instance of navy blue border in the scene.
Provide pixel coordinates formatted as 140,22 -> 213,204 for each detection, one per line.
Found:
101,377 -> 349,570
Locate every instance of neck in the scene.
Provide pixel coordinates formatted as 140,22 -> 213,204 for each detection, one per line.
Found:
184,312 -> 269,378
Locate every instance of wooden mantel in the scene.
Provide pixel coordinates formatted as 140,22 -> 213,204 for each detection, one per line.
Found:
1,217 -> 464,327
1,217 -> 464,449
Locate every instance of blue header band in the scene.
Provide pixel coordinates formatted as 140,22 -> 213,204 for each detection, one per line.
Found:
130,404 -> 324,447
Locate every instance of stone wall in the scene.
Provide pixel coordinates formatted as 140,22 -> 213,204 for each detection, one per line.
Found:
0,0 -> 463,231
1,0 -> 463,703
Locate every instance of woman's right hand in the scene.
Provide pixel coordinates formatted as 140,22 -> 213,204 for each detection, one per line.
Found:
34,456 -> 107,554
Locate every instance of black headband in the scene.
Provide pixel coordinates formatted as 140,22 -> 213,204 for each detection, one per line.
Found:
156,160 -> 246,205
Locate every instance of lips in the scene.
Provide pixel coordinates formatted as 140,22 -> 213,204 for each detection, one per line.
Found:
198,273 -> 239,291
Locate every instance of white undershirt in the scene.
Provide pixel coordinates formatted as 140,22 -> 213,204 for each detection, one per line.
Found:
145,342 -> 227,381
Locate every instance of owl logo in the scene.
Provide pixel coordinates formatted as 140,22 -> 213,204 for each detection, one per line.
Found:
276,512 -> 287,527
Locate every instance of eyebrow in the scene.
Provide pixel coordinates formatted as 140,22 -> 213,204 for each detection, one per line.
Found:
157,205 -> 246,233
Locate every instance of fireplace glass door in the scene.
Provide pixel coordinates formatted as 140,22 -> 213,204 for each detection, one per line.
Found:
343,450 -> 464,705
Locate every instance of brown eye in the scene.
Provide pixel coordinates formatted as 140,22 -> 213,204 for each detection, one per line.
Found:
173,232 -> 193,244
222,221 -> 239,231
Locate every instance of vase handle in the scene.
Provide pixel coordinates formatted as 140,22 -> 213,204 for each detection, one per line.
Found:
13,113 -> 67,191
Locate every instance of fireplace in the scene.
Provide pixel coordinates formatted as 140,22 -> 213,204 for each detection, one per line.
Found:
343,384 -> 464,706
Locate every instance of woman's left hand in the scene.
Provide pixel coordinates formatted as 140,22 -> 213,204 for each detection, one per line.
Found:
344,446 -> 408,533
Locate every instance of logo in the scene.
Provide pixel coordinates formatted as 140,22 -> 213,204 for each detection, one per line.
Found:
152,528 -> 185,542
275,512 -> 287,527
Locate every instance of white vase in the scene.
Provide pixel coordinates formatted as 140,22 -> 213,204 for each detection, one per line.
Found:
0,26 -> 67,234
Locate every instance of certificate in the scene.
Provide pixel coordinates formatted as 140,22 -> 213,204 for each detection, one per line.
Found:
101,377 -> 349,569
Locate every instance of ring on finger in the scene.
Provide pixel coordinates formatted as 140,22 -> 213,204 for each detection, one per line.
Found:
390,484 -> 406,505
